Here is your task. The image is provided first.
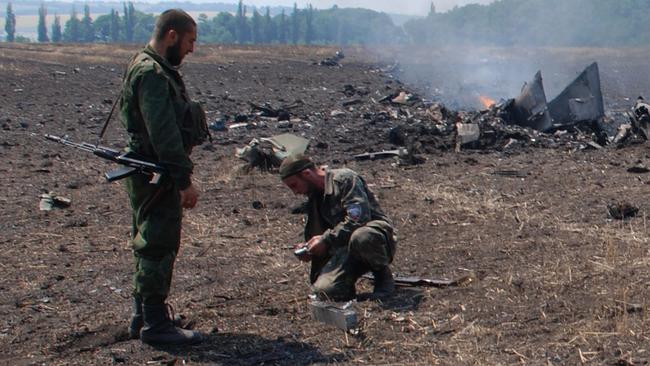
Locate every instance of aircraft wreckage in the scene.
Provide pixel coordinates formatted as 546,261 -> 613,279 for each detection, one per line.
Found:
497,62 -> 604,132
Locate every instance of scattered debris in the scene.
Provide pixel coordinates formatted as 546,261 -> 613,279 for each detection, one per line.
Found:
39,192 -> 71,211
456,122 -> 481,150
627,165 -> 650,174
362,273 -> 474,288
236,134 -> 310,173
208,118 -> 227,131
627,96 -> 650,140
493,170 -> 528,178
310,300 -> 357,331
388,91 -> 421,106
614,300 -> 646,314
607,202 -> 639,220
249,101 -> 301,121
318,51 -> 345,67
354,148 -> 408,161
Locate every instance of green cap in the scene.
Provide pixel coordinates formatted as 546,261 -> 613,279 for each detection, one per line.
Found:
279,154 -> 315,179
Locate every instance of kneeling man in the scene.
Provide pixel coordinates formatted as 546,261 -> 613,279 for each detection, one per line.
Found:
280,154 -> 397,301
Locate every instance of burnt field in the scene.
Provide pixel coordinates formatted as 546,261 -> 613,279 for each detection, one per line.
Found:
1,43 -> 650,365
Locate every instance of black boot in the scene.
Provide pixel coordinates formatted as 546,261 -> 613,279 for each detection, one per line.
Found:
128,297 -> 144,339
140,303 -> 203,345
372,267 -> 395,297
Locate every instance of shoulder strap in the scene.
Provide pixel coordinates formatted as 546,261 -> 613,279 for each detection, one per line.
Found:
95,52 -> 141,146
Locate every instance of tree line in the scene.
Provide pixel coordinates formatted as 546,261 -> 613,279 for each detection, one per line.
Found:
6,0 -> 650,46
405,0 -> 650,47
5,1 -> 151,43
3,1 -> 403,45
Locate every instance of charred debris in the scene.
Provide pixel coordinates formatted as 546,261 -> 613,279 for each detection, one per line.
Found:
221,59 -> 649,170
374,61 -> 649,161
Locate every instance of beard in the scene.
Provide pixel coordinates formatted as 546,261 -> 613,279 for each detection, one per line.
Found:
165,39 -> 183,67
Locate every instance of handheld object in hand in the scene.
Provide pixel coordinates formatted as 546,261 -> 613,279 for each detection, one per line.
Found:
294,247 -> 309,256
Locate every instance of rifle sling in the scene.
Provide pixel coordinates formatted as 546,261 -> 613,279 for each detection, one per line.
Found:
96,52 -> 140,146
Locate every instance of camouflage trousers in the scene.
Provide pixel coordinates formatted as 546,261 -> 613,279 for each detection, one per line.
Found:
311,220 -> 396,301
125,174 -> 182,304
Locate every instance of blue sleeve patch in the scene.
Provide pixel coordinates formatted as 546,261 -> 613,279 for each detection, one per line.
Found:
347,204 -> 362,222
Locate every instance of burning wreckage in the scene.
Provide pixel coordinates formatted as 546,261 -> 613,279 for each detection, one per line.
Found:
450,62 -> 609,151
391,62 -> 606,156
233,62 -> 650,171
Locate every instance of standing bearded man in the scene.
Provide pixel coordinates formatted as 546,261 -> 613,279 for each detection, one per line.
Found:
120,9 -> 209,345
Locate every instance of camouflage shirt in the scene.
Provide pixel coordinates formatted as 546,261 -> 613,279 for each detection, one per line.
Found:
305,168 -> 392,249
120,45 -> 193,190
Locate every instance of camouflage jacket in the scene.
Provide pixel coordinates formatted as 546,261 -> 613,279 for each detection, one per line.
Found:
119,45 -> 195,190
304,168 -> 393,249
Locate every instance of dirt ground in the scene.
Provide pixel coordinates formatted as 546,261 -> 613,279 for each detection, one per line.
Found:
1,42 -> 650,365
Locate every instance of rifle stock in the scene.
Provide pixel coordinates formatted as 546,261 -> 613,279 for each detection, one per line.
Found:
44,134 -> 165,184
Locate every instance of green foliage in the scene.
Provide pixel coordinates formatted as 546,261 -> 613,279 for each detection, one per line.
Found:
51,15 -> 62,43
5,2 -> 16,42
63,7 -> 81,42
124,2 -> 136,43
81,4 -> 94,43
305,4 -> 313,45
33,2 -> 404,46
251,9 -> 261,44
15,35 -> 31,43
110,9 -> 120,42
263,7 -> 275,44
403,0 -> 650,46
131,11 -> 155,43
193,5 -> 403,45
278,9 -> 287,44
235,1 -> 249,44
94,13 -> 112,42
291,3 -> 299,44
38,3 -> 49,42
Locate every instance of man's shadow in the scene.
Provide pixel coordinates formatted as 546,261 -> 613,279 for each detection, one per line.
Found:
156,332 -> 347,365
53,325 -> 345,365
356,276 -> 426,312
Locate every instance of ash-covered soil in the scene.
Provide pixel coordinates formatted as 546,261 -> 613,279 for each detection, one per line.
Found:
1,43 -> 650,365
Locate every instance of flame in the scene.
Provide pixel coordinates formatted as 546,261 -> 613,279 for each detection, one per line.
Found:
478,95 -> 496,109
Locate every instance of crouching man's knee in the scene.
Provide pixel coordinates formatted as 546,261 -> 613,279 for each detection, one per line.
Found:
311,276 -> 356,302
349,224 -> 393,271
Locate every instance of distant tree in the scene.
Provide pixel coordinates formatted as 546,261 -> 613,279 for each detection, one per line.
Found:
131,10 -> 155,43
263,7 -> 276,44
251,9 -> 261,44
51,14 -> 62,42
123,3 -> 130,41
63,7 -> 82,42
278,9 -> 287,44
291,3 -> 299,44
110,9 -> 120,42
123,2 -> 136,42
94,13 -> 111,42
305,4 -> 314,45
5,2 -> 16,42
81,4 -> 94,42
235,0 -> 247,44
38,2 -> 49,42
197,13 -> 212,44
429,2 -> 436,16
15,35 -> 31,43
210,12 -> 236,43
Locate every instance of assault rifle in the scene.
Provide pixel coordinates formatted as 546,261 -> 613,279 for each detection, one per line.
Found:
44,134 -> 166,183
